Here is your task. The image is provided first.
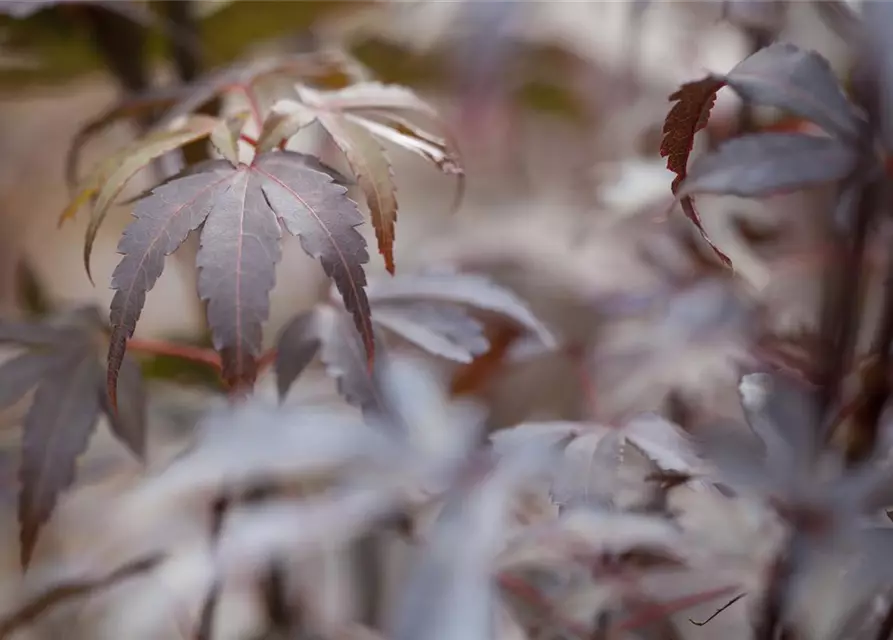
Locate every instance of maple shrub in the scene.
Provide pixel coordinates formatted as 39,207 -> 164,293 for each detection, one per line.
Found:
12,3 -> 893,640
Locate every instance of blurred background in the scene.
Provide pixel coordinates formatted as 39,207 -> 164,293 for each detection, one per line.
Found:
0,1 -> 871,635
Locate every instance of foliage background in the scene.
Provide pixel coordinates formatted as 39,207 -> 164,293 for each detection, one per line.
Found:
0,2 -> 870,639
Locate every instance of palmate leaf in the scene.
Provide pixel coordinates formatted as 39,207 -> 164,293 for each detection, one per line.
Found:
274,270 -> 555,406
107,150 -> 374,407
0,306 -> 146,568
265,84 -> 465,274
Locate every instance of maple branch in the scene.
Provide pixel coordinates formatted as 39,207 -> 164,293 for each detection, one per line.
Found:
497,572 -> 591,638
258,348 -> 277,372
126,338 -> 222,370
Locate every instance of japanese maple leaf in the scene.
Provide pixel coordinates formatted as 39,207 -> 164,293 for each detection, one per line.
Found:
0,306 -> 146,568
273,269 -> 555,414
107,150 -> 373,406
259,83 -> 463,274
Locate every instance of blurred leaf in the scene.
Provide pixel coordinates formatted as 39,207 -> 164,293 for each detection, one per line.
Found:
275,270 -> 553,405
99,353 -> 146,458
723,42 -> 865,142
497,508 -> 684,572
0,0 -> 156,26
679,133 -> 858,198
274,310 -> 321,402
316,304 -> 388,417
0,552 -> 164,638
65,88 -> 183,191
371,303 -> 488,364
0,306 -> 145,568
391,446 -> 544,640
364,268 -> 555,348
492,414 -> 703,511
126,399 -> 394,511
373,354 -> 485,473
862,1 -> 893,152
64,48 -> 368,182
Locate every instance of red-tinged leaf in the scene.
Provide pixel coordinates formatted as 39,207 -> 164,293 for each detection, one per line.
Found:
257,151 -> 375,363
83,114 -> 221,283
679,198 -> 732,268
678,133 -> 858,199
347,111 -> 466,216
274,310 -> 321,402
107,161 -> 234,410
18,349 -> 103,568
319,113 -> 399,273
109,151 -> 374,397
661,76 -> 726,194
196,168 -> 282,389
99,354 -> 146,459
723,42 -> 864,142
661,76 -> 729,266
296,83 -> 465,245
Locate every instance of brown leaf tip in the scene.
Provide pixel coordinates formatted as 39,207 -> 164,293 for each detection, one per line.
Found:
661,77 -> 726,193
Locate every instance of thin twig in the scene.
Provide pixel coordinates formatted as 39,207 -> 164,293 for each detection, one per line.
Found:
612,585 -> 741,634
127,338 -> 222,370
689,592 -> 747,626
